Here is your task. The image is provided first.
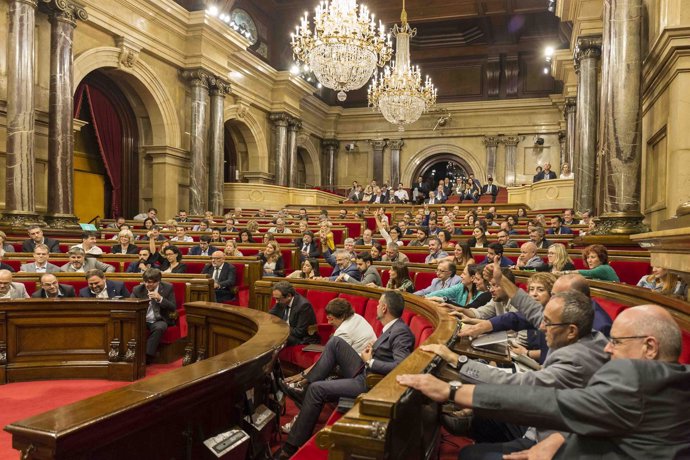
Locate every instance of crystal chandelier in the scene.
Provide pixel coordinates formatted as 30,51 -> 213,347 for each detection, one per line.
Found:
368,1 -> 437,131
290,0 -> 392,102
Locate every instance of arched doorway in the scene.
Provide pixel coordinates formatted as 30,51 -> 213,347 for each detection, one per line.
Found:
411,153 -> 474,196
74,71 -> 139,219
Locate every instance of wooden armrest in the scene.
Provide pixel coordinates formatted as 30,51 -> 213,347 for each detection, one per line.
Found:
366,373 -> 384,389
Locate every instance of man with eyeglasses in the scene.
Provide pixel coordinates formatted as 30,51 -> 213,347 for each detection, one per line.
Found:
0,269 -> 29,299
496,229 -> 518,248
201,251 -> 236,302
381,242 -> 409,264
399,302 -> 689,460
414,261 -> 460,296
131,268 -> 177,363
326,249 -> 361,282
32,273 -> 75,298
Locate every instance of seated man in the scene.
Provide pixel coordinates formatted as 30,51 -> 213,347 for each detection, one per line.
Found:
425,236 -> 448,264
408,227 -> 429,247
175,209 -> 189,223
275,291 -> 415,459
20,244 -> 61,273
381,242 -> 409,264
131,268 -> 177,363
529,226 -> 552,249
547,216 -> 573,235
138,225 -> 167,242
201,251 -> 236,302
22,225 -> 61,253
485,242 -> 513,268
71,231 -> 103,255
126,248 -> 153,273
336,252 -> 382,286
0,269 -> 29,298
496,229 -> 518,249
0,251 -> 15,272
269,280 -> 319,346
515,242 -> 545,270
79,269 -> 130,298
188,234 -> 218,256
32,273 -> 76,298
481,177 -> 499,203
398,304 -> 689,460
355,228 -> 374,246
133,207 -> 158,222
414,261 -> 460,296
61,247 -> 115,273
295,231 -> 321,262
169,226 -> 194,243
268,218 -> 292,234
326,249 -> 361,282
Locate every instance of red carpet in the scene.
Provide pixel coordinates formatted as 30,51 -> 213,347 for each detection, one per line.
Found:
0,360 -> 182,459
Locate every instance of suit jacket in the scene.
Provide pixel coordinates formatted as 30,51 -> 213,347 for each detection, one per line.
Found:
22,237 -> 61,253
126,259 -> 152,273
369,319 -> 415,375
542,170 -> 557,180
414,274 -> 462,296
369,193 -> 388,204
61,257 -> 115,273
111,244 -> 140,255
0,262 -> 16,272
503,240 -> 519,249
188,245 -> 219,256
3,282 -> 29,299
32,284 -> 76,298
329,262 -> 361,281
79,280 -> 130,298
471,359 -> 690,459
348,190 -> 362,202
533,172 -> 544,183
535,239 -> 552,249
131,281 -> 177,325
269,294 -> 320,345
19,262 -> 61,273
201,262 -> 236,291
294,239 -> 321,259
547,226 -> 573,235
481,184 -> 499,196
345,265 -> 381,286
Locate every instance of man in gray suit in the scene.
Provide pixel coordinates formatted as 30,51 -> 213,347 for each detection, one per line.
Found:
398,304 -> 690,459
414,261 -> 461,296
20,244 -> 61,273
60,247 -> 115,273
335,252 -> 382,286
0,269 -> 29,299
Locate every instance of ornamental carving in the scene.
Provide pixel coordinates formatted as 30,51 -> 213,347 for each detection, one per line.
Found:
196,347 -> 206,362
574,35 -> 602,67
0,342 -> 6,365
108,339 -> 121,362
124,339 -> 136,362
210,78 -> 232,97
40,0 -> 88,25
483,136 -> 501,148
269,112 -> 290,127
180,68 -> 215,89
369,139 -> 387,151
182,345 -> 194,366
388,139 -> 404,150
116,37 -> 140,69
502,135 -> 520,147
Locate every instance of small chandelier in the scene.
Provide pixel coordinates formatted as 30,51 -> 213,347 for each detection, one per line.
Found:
368,0 -> 436,131
291,0 -> 392,102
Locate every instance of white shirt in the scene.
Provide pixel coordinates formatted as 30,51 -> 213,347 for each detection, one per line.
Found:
394,189 -> 409,201
560,172 -> 574,179
334,313 -> 377,354
72,243 -> 103,255
145,285 -> 160,323
367,318 -> 399,368
170,236 -> 193,242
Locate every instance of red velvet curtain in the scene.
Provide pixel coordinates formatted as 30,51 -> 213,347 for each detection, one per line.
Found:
74,82 -> 123,218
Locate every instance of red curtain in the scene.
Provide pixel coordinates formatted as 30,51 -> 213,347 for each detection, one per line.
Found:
74,82 -> 123,218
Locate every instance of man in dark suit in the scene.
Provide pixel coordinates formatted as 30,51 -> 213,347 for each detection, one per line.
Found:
78,269 -> 130,298
22,226 -> 61,253
425,190 -> 440,205
275,291 -> 415,459
547,216 -> 573,235
188,234 -> 218,256
126,249 -> 154,273
412,176 -> 428,204
542,162 -> 557,180
269,280 -> 319,347
398,304 -> 689,460
529,227 -> 552,249
327,249 -> 361,281
130,268 -> 177,362
481,177 -> 499,203
201,251 -> 236,302
369,186 -> 388,204
32,273 -> 76,298
294,231 -> 320,262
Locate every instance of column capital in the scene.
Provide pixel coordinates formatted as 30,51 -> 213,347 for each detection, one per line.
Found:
210,77 -> 231,97
14,0 -> 39,8
288,117 -> 302,131
574,35 -> 602,70
388,139 -> 404,150
322,139 -> 339,150
180,68 -> 215,88
40,0 -> 88,25
369,139 -> 387,151
483,136 -> 501,147
269,112 -> 290,127
563,96 -> 577,115
558,130 -> 567,142
502,135 -> 520,146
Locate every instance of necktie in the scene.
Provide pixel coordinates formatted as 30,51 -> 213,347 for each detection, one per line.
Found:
213,267 -> 220,281
283,307 -> 290,322
302,244 -> 308,252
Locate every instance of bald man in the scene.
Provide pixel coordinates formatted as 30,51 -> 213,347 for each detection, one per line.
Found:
398,305 -> 690,459
32,273 -> 76,298
201,251 -> 236,302
0,269 -> 29,299
515,242 -> 545,270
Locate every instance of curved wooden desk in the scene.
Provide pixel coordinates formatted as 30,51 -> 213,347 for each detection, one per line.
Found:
4,303 -> 288,460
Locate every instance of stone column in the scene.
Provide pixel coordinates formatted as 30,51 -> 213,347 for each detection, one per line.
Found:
483,136 -> 500,180
181,69 -> 212,215
502,136 -> 519,186
369,139 -> 387,185
270,113 -> 290,186
595,0 -> 647,234
287,118 -> 302,188
573,35 -> 602,215
1,0 -> 41,226
388,139 -> 403,187
43,0 -> 87,228
563,97 -> 576,168
322,139 -> 339,189
558,131 -> 567,168
208,79 -> 231,216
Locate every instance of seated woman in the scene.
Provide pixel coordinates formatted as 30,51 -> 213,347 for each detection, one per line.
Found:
210,228 -> 226,245
559,162 -> 574,179
287,257 -> 321,280
437,229 -> 454,251
223,239 -> 243,257
246,220 -> 260,233
111,230 -> 139,255
444,242 -> 475,268
517,207 -> 528,219
426,264 -> 483,308
385,261 -> 415,293
376,214 -> 404,247
564,244 -> 619,282
237,229 -> 254,244
136,218 -> 156,240
369,241 -> 383,262
153,244 -> 187,273
318,221 -> 335,253
537,243 -> 575,273
259,240 -> 284,277
362,185 -> 373,202
467,227 -> 489,248
637,267 -> 684,296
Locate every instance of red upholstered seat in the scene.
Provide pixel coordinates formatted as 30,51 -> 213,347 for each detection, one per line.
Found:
4,260 -> 21,272
379,268 -> 390,287
401,310 -> 414,325
307,291 -> 338,324
363,298 -> 383,335
279,345 -> 321,369
414,272 -> 436,291
409,315 -> 434,348
680,330 -> 690,365
184,261 -> 207,274
593,297 -> 628,320
103,260 -> 120,272
337,293 -> 368,316
407,252 -> 428,263
609,260 -> 650,285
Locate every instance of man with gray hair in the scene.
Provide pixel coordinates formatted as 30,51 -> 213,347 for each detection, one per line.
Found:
381,242 -> 409,263
327,249 -> 361,282
61,247 -> 115,273
515,241 -> 545,270
324,238 -> 357,267
0,269 -> 29,299
529,226 -> 551,249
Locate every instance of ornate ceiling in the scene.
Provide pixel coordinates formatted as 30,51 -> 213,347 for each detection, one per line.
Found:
176,0 -> 571,106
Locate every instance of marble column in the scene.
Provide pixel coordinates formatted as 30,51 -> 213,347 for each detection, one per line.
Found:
573,35 -> 601,215
208,79 -> 231,216
43,0 -> 87,228
181,69 -> 212,215
388,139 -> 403,187
483,136 -> 500,180
595,0 -> 647,234
322,139 -> 339,189
558,131 -> 567,168
369,139 -> 387,185
2,0 -> 41,226
287,118 -> 302,188
563,97 -> 577,168
270,113 -> 290,186
502,136 -> 519,186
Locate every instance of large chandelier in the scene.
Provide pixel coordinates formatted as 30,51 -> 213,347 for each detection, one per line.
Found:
368,1 -> 436,131
290,0 -> 392,102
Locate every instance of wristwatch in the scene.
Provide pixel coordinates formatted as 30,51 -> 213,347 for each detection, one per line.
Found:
448,380 -> 463,402
456,354 -> 469,370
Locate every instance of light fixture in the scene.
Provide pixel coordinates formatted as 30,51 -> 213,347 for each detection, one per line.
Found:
290,0 -> 392,101
367,0 -> 437,131
547,0 -> 556,13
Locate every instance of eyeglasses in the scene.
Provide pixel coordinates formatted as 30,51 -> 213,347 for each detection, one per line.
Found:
607,335 -> 649,347
542,319 -> 574,328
